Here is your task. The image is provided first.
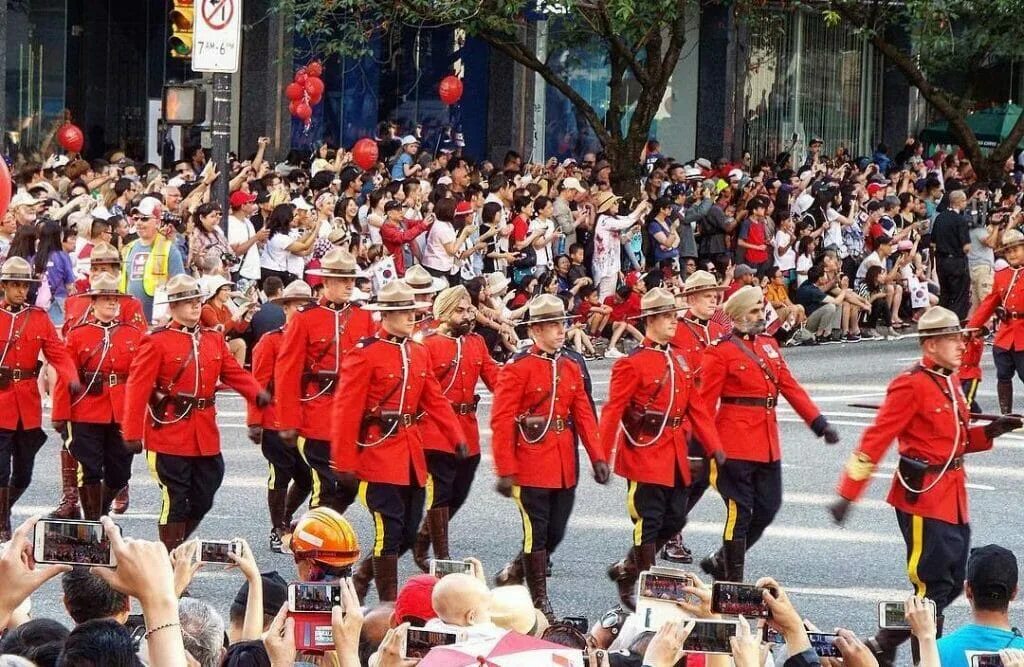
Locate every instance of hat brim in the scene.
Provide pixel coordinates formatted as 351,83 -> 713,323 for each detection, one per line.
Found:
630,304 -> 685,320
269,294 -> 315,305
163,289 -> 208,303
407,278 -> 448,295
0,274 -> 39,283
488,280 -> 510,294
999,239 -> 1024,252
86,289 -> 127,298
305,268 -> 367,279
683,284 -> 726,295
525,314 -> 571,325
363,300 -> 419,312
917,325 -> 975,338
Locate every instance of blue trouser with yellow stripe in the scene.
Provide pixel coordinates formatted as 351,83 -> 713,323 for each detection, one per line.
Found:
961,378 -> 982,414
712,459 -> 782,550
358,480 -> 426,557
297,437 -> 355,513
146,451 -> 223,525
513,485 -> 576,554
896,509 -> 970,614
627,466 -> 690,547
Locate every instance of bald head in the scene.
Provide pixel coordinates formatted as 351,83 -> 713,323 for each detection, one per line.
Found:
431,574 -> 491,627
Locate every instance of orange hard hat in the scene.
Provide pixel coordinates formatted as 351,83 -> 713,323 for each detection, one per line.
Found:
289,507 -> 360,567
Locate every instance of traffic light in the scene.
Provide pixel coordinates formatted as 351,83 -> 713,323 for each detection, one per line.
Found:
163,84 -> 206,125
169,0 -> 194,59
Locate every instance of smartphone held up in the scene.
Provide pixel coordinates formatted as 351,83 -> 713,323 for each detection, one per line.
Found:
33,519 -> 115,567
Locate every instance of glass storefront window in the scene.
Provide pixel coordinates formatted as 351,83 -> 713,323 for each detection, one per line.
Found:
4,0 -> 68,161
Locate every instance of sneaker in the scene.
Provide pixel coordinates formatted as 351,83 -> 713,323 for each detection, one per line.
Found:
605,348 -> 626,359
862,329 -> 883,341
269,530 -> 284,554
846,333 -> 862,343
801,337 -> 820,346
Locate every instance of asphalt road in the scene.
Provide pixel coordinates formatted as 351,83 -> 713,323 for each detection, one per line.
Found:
16,336 -> 1024,651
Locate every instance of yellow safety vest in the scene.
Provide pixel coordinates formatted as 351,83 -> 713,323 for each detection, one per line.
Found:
119,234 -> 171,297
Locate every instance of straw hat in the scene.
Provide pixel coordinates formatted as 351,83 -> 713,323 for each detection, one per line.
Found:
404,265 -> 447,295
723,285 -> 764,321
592,191 -> 621,215
682,270 -> 725,295
525,294 -> 569,325
363,280 -> 418,312
0,257 -> 39,283
630,287 -> 684,319
89,242 -> 122,266
202,275 -> 235,301
84,273 -> 122,298
486,271 -> 510,296
305,248 -> 364,278
162,274 -> 206,303
1000,229 -> 1024,253
269,280 -> 315,304
917,306 -> 971,338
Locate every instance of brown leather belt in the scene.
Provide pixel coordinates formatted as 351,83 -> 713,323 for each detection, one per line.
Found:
1002,312 -> 1024,320
0,366 -> 39,381
666,416 -> 686,428
82,372 -> 129,387
927,457 -> 963,472
550,417 -> 567,433
721,395 -> 777,409
180,396 -> 217,410
451,402 -> 477,415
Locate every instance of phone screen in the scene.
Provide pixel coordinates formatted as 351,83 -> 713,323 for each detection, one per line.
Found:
711,582 -> 770,617
430,559 -> 472,578
766,629 -> 841,657
682,620 -> 738,655
290,583 -> 342,613
638,572 -> 694,603
199,541 -> 236,563
35,519 -> 114,567
972,654 -> 1003,667
405,628 -> 459,658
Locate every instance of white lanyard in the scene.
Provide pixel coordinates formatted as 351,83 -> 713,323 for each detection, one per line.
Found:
620,347 -> 676,447
301,304 -> 347,403
71,323 -> 115,406
517,353 -> 559,444
441,336 -> 463,395
896,370 -> 961,494
357,338 -> 409,447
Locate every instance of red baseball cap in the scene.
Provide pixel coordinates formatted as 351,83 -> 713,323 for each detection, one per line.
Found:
229,190 -> 257,208
866,183 -> 886,196
391,574 -> 438,625
454,201 -> 474,218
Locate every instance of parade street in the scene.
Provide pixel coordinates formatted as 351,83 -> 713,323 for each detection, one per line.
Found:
17,337 -> 1024,635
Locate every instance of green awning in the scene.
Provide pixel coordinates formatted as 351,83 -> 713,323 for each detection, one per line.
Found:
919,104 -> 1024,150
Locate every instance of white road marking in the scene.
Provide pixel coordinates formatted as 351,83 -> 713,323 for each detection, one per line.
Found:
569,516 -> 903,544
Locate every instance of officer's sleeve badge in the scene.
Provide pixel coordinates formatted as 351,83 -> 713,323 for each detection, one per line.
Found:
844,451 -> 875,482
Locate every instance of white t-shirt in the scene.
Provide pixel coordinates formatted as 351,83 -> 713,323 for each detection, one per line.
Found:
529,217 -> 555,269
422,220 -> 457,273
821,209 -> 846,258
593,213 -> 637,279
261,232 -> 305,277
855,251 -> 884,287
774,230 -> 796,271
228,214 -> 261,280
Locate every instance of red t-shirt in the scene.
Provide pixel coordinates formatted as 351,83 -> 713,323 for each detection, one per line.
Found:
742,218 -> 769,264
604,293 -> 641,322
575,300 -> 594,324
511,214 -> 529,245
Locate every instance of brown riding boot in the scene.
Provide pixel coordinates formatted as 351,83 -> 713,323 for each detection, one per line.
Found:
411,521 -> 432,573
660,532 -> 693,564
352,557 -> 374,603
79,484 -> 104,520
101,486 -> 121,517
494,553 -> 525,587
373,554 -> 400,603
157,522 -> 188,552
0,488 -> 10,542
524,550 -> 554,621
998,380 -> 1014,415
427,506 -> 451,561
110,485 -> 130,514
607,548 -> 639,611
51,449 -> 81,519
722,538 -> 747,582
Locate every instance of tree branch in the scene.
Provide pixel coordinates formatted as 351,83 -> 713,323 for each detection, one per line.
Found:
594,4 -> 652,88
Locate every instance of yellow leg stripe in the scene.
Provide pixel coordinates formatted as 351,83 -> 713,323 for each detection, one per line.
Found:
709,458 -> 719,491
724,499 -> 738,541
966,379 -> 979,406
64,424 -> 85,487
146,451 -> 171,526
908,514 -> 927,597
356,481 -> 385,557
268,463 -> 277,491
512,485 -> 533,554
626,481 -> 643,547
425,474 -> 435,511
296,437 -> 321,507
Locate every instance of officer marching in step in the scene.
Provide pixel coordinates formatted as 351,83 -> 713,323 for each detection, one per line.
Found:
275,249 -> 374,514
968,229 -> 1024,414
700,285 -> 839,582
0,257 -> 79,541
404,264 -> 447,341
330,280 -> 468,604
51,273 -> 144,520
412,285 -> 500,571
661,270 -> 729,564
600,287 -> 727,610
53,241 -> 146,520
830,306 -> 1022,666
490,294 -> 610,620
247,280 -> 316,554
122,274 -> 270,551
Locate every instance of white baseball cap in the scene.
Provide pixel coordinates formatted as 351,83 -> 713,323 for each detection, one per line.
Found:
291,197 -> 313,211
401,135 -> 420,147
130,196 -> 163,218
560,177 -> 587,193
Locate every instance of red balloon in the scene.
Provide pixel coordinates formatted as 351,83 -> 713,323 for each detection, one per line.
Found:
0,159 -> 11,221
307,61 -> 323,78
57,122 -> 84,153
308,90 -> 323,106
352,138 -> 379,170
438,75 -> 464,105
288,100 -> 301,117
304,77 -> 324,101
295,71 -> 308,85
293,101 -> 313,122
285,82 -> 304,101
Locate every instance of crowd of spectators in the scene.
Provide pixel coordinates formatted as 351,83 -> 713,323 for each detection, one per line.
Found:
1,512 -> 1023,666
7,133 -> 1024,363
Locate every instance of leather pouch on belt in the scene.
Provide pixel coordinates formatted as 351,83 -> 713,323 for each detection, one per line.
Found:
519,415 -> 548,442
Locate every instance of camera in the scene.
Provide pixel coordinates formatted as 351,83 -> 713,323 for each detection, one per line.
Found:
967,198 -> 992,228
220,252 -> 240,267
162,211 -> 185,234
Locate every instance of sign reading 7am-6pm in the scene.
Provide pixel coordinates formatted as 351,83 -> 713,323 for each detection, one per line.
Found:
192,0 -> 242,73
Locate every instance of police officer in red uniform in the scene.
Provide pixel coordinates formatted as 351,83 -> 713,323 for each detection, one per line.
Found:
275,249 -> 374,514
0,257 -> 79,540
412,285 -> 500,570
405,264 -> 446,342
968,229 -> 1024,414
830,306 -> 1021,665
54,241 -> 146,519
331,280 -> 467,603
700,285 -> 838,582
122,274 -> 269,550
600,288 -> 726,609
490,294 -> 610,619
247,280 -> 316,553
51,273 -> 143,520
662,270 -> 728,563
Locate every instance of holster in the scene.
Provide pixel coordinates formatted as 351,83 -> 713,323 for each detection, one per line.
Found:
623,405 -> 666,441
898,455 -> 930,503
688,456 -> 707,479
0,369 -> 10,390
519,415 -> 548,442
302,370 -> 337,392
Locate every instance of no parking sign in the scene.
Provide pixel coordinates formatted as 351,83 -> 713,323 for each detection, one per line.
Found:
192,0 -> 242,73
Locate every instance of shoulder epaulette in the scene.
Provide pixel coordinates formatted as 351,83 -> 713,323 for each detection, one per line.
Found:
711,333 -> 732,346
508,350 -> 530,364
149,325 -> 170,336
355,336 -> 379,349
299,302 -> 320,312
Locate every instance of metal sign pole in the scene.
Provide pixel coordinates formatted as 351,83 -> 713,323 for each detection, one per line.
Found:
212,72 -> 231,231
